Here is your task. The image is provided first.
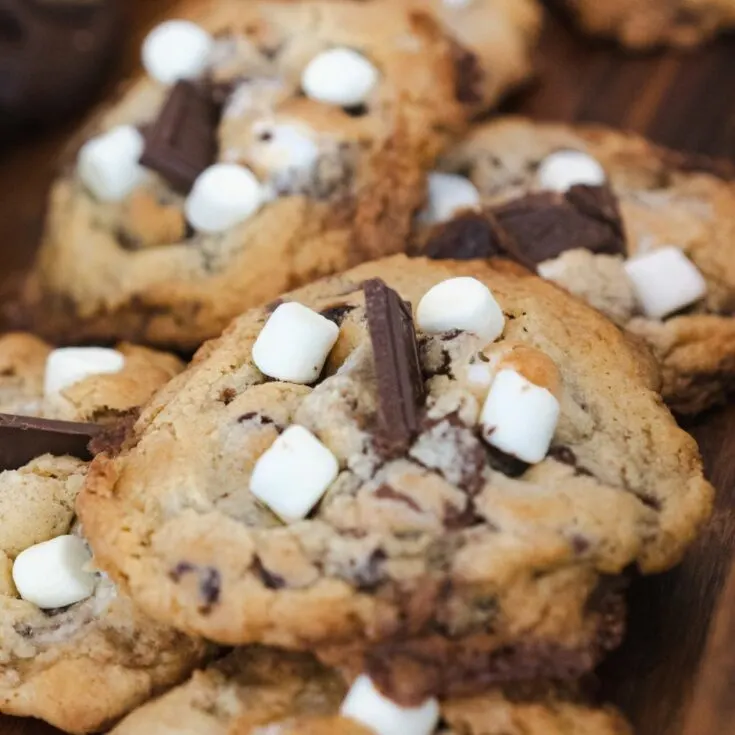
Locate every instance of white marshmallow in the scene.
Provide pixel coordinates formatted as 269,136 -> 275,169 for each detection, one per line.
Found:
77,125 -> 146,202
341,675 -> 440,735
419,172 -> 481,225
624,246 -> 707,319
44,347 -> 125,397
185,164 -> 264,234
251,122 -> 320,177
537,150 -> 606,193
252,302 -> 339,384
417,277 -> 505,342
443,0 -> 473,7
13,535 -> 96,609
142,20 -> 214,85
250,426 -> 339,523
302,47 -> 379,108
480,368 -> 560,464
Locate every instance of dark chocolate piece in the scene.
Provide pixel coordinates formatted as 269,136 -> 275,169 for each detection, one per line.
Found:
449,39 -> 484,105
424,186 -> 626,268
491,187 -> 625,264
140,80 -> 220,193
364,279 -> 425,457
0,0 -> 122,125
169,561 -> 222,611
423,211 -> 536,271
0,413 -> 102,471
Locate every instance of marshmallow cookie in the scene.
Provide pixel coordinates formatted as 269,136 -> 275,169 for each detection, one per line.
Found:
78,255 -> 712,704
424,117 -> 735,414
0,334 -> 207,733
22,0 -> 539,351
110,646 -> 632,735
560,0 -> 735,48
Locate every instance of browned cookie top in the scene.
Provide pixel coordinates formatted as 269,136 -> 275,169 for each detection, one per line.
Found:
25,0 -> 540,350
78,255 -> 711,703
428,117 -> 735,414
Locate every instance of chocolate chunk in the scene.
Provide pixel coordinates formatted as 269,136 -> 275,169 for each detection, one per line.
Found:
354,548 -> 387,591
170,562 -> 221,611
0,0 -> 122,125
140,81 -> 220,193
364,279 -> 426,457
449,40 -> 484,105
485,444 -> 529,478
252,555 -> 286,590
0,413 -> 102,471
491,187 -> 626,264
423,211 -> 537,272
320,303 -> 356,326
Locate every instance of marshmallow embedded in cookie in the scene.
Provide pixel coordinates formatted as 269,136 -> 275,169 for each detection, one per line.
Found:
417,277 -> 505,341
185,164 -> 264,234
250,426 -> 339,523
77,126 -> 146,202
12,535 -> 96,609
252,302 -> 339,384
419,172 -> 481,225
301,47 -> 379,108
142,20 -> 214,86
248,121 -> 321,182
481,368 -> 560,464
341,675 -> 440,735
624,246 -> 707,319
44,347 -> 125,397
537,150 -> 607,193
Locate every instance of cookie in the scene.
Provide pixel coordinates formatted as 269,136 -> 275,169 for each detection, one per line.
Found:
21,0 -> 540,351
0,335 -> 208,733
559,0 -> 735,49
110,646 -> 631,735
78,255 -> 712,704
0,0 -> 122,127
428,117 -> 735,414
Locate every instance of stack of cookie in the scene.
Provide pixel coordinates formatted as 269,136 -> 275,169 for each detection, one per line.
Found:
1,0 -> 731,733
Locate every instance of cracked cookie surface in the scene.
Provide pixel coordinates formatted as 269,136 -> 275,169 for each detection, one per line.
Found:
433,117 -> 735,414
78,255 -> 712,703
0,334 -> 207,734
24,0 -> 539,351
110,646 -> 631,735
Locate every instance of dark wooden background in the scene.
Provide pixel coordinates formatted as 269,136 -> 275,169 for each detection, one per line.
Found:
1,3 -> 734,733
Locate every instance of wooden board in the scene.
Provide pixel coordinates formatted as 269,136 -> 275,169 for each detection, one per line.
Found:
0,4 -> 734,733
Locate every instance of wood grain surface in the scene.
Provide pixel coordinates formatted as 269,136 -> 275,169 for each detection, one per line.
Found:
0,4 -> 734,734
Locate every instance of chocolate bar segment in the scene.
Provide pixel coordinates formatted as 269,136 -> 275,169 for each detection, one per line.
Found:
140,80 -> 220,193
0,413 -> 102,471
364,279 -> 425,457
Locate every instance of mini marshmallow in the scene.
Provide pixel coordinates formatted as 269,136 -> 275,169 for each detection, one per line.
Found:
250,426 -> 339,523
301,47 -> 379,108
185,164 -> 264,234
77,125 -> 146,202
252,302 -> 339,384
251,122 -> 320,177
13,535 -> 96,609
44,347 -> 125,397
341,675 -> 440,735
624,246 -> 707,319
537,150 -> 606,193
142,20 -> 214,85
417,277 -> 505,342
419,172 -> 481,225
481,368 -> 560,464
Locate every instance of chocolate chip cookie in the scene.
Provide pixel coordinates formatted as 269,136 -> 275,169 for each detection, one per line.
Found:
110,646 -> 631,735
0,334 -> 208,733
426,117 -> 735,414
560,0 -> 735,48
21,0 -> 540,351
78,255 -> 712,704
